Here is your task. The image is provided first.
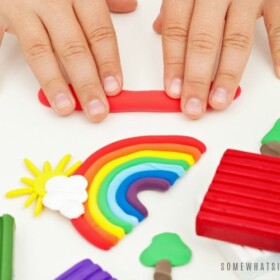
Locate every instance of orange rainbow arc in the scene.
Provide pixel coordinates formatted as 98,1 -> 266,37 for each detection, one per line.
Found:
71,136 -> 206,250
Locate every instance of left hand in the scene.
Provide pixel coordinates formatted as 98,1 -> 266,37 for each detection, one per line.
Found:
153,0 -> 280,119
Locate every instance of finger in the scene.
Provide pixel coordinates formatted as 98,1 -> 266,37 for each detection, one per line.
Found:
106,0 -> 137,13
0,19 -> 6,46
161,0 -> 194,99
153,4 -> 163,34
263,0 -> 280,79
37,2 -> 109,122
182,0 -> 229,119
153,12 -> 163,35
13,14 -> 75,115
210,0 -> 259,109
0,26 -> 4,46
74,0 -> 122,96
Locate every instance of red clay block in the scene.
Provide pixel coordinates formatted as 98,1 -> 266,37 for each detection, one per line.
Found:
196,149 -> 280,252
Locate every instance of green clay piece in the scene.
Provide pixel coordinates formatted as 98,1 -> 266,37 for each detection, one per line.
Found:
0,214 -> 15,280
140,232 -> 192,267
261,119 -> 280,144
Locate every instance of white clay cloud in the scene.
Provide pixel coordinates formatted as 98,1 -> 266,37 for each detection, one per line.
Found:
43,175 -> 88,219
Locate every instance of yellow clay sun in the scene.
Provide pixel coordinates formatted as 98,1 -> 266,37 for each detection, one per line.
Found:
6,154 -> 82,216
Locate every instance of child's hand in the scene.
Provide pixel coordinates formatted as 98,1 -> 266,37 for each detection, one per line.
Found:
154,0 -> 280,119
0,0 -> 137,122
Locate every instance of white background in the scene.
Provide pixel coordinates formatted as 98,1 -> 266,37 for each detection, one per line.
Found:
0,0 -> 280,279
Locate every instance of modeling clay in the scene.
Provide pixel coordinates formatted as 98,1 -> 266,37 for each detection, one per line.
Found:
153,260 -> 172,280
215,240 -> 280,280
196,149 -> 280,252
103,158 -> 187,228
38,85 -> 241,112
261,119 -> 280,144
55,259 -> 116,280
0,214 -> 15,280
43,175 -> 88,219
260,119 -> 280,157
6,155 -> 82,216
140,233 -> 192,280
117,176 -> 173,221
195,195 -> 280,280
71,135 -> 206,250
260,142 -> 280,157
6,136 -> 206,251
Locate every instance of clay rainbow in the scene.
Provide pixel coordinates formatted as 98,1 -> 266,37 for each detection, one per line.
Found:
71,136 -> 206,250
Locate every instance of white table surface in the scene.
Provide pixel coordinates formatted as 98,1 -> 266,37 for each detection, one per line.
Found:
0,1 -> 280,279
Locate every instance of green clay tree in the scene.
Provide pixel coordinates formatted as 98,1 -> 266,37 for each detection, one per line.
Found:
140,232 -> 192,280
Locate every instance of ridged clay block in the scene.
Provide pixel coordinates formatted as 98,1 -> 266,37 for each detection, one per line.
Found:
195,196 -> 280,280
196,149 -> 280,252
55,259 -> 117,280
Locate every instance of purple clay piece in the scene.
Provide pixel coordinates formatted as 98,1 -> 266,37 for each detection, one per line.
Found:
127,178 -> 171,217
55,259 -> 117,280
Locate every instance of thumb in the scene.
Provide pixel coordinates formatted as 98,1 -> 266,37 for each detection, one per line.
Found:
106,0 -> 138,13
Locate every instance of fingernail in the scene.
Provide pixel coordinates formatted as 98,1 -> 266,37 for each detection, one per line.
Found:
185,98 -> 203,115
169,78 -> 182,97
87,99 -> 106,117
211,88 -> 228,104
104,76 -> 119,93
54,93 -> 73,111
